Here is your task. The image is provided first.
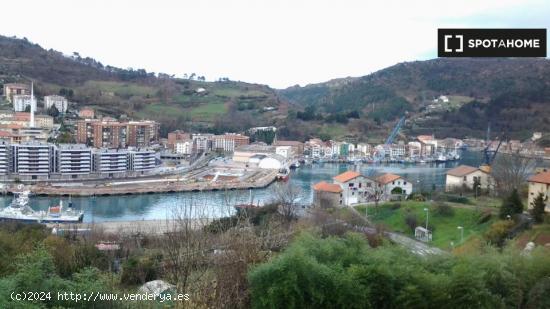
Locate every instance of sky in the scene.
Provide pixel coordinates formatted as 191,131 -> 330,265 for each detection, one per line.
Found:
1,0 -> 549,88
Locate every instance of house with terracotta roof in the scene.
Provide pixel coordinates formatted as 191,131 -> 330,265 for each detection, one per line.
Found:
445,165 -> 491,192
376,173 -> 413,198
527,171 -> 550,211
312,181 -> 343,207
332,170 -> 377,205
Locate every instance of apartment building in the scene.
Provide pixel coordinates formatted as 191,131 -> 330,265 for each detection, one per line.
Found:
56,144 -> 92,176
12,95 -> 37,112
93,149 -> 129,174
3,83 -> 30,103
44,95 -> 68,113
192,133 -> 214,153
11,143 -> 55,178
128,149 -> 156,171
212,133 -> 250,152
0,141 -> 10,175
76,119 -> 159,148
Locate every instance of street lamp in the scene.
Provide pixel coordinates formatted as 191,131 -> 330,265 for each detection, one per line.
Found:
424,207 -> 429,230
457,226 -> 464,243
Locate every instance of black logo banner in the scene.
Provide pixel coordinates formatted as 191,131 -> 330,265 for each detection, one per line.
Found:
438,28 -> 546,57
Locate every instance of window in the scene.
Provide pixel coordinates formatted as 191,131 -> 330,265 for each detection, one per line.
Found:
404,181 -> 407,185
392,181 -> 395,185
349,183 -> 354,187
359,183 -> 362,188
367,183 -> 372,187
463,176 -> 467,181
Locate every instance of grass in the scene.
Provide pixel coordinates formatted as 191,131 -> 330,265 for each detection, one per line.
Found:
356,201 -> 496,249
188,102 -> 227,120
80,80 -> 156,97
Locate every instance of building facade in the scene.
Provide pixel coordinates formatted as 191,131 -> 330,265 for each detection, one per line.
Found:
76,119 -> 159,148
333,171 -> 377,206
12,95 -> 37,112
445,165 -> 491,192
3,83 -> 30,103
11,143 -> 55,178
44,95 -> 68,113
128,149 -> 156,171
56,144 -> 92,175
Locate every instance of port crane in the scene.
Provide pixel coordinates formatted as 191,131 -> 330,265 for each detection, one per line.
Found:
480,123 -> 505,173
374,115 -> 406,160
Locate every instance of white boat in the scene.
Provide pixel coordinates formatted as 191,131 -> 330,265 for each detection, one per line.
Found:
435,154 -> 447,163
0,192 -> 83,224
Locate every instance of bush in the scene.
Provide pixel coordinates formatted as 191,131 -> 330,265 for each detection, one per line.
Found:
445,194 -> 471,204
405,213 -> 418,233
120,255 -> 161,286
477,209 -> 493,224
390,203 -> 401,210
484,220 -> 514,247
434,201 -> 455,217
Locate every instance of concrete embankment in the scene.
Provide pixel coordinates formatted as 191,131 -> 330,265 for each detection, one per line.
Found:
16,169 -> 278,196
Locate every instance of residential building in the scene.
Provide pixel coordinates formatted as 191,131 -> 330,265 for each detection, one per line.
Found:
3,83 -> 30,103
333,170 -> 377,206
78,107 -> 95,119
128,149 -> 156,171
408,141 -> 422,157
527,171 -> 550,211
127,121 -> 159,147
56,144 -> 92,176
377,173 -> 413,197
273,140 -> 304,155
313,181 -> 343,207
44,95 -> 68,113
305,138 -> 323,158
192,133 -> 213,153
11,143 -> 55,178
76,118 -> 159,148
167,130 -> 191,150
275,146 -> 292,158
445,165 -> 491,192
175,139 -> 192,155
92,149 -> 128,174
12,95 -> 37,112
0,141 -> 10,175
212,133 -> 250,152
390,142 -> 406,157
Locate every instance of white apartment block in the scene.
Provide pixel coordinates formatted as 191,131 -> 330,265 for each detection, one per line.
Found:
93,149 -> 128,173
44,95 -> 68,113
128,149 -> 156,171
0,141 -> 10,175
11,143 -> 54,177
56,144 -> 92,175
12,95 -> 37,112
175,140 -> 192,155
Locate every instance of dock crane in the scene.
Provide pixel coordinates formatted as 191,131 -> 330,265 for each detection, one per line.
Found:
480,123 -> 504,173
374,115 -> 406,160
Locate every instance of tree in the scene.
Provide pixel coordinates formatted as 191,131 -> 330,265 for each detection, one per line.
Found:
530,192 -> 546,224
499,189 -> 524,219
473,176 -> 481,197
270,182 -> 301,222
47,105 -> 59,118
492,151 -> 535,196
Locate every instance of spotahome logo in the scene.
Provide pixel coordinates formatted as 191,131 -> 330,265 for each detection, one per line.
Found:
438,29 -> 546,57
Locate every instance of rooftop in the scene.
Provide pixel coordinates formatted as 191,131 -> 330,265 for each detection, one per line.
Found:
333,170 -> 361,183
529,171 -> 550,185
376,173 -> 402,185
446,165 -> 480,177
313,181 -> 343,193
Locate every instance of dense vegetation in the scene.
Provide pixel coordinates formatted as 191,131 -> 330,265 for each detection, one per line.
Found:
280,58 -> 550,139
249,232 -> 550,309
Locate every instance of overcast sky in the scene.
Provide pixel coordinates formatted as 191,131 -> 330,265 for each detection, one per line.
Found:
1,0 -> 548,88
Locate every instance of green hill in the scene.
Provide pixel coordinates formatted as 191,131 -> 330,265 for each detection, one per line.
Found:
0,35 -> 285,136
280,58 -> 550,140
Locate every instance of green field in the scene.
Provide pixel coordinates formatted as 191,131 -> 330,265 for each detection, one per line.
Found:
79,80 -> 156,97
188,101 -> 227,120
356,201 -> 496,249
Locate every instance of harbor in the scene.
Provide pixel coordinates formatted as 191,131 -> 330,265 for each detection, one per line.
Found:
0,150 -> 484,223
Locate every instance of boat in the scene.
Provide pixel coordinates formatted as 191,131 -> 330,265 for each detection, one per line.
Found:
276,168 -> 290,182
435,154 -> 447,163
0,192 -> 84,224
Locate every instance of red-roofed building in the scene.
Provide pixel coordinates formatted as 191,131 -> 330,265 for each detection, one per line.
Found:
376,173 -> 412,197
333,170 -> 377,205
528,171 -> 550,212
313,181 -> 343,208
445,165 -> 492,192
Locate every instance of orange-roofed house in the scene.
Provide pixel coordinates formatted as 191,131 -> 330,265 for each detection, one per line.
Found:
445,165 -> 491,192
313,181 -> 343,208
528,171 -> 550,212
332,170 -> 377,205
376,173 -> 413,198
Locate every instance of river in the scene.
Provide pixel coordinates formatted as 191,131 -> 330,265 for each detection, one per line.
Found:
0,150 -> 484,222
